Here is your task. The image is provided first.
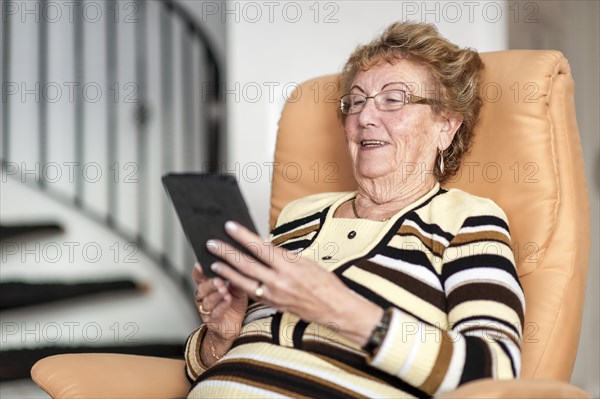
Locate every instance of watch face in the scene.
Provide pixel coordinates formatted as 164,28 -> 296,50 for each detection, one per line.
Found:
372,322 -> 388,343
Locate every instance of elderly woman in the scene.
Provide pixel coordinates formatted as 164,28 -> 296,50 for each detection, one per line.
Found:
185,21 -> 524,398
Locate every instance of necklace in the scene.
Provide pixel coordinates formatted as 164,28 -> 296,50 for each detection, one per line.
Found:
351,197 -> 390,222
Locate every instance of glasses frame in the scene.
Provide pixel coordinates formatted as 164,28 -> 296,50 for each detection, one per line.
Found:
339,89 -> 435,115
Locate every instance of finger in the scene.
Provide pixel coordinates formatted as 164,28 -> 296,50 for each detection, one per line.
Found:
205,294 -> 232,324
195,278 -> 222,302
211,261 -> 264,300
207,239 -> 273,283
224,221 -> 286,270
200,289 -> 228,311
206,235 -> 264,269
192,263 -> 209,285
199,285 -> 234,323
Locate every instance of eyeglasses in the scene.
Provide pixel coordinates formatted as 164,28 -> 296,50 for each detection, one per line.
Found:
340,89 -> 434,115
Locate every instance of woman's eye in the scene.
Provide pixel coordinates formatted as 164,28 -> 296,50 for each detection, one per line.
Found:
353,99 -> 365,106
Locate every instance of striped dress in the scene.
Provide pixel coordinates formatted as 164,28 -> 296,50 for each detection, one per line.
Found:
185,184 -> 524,398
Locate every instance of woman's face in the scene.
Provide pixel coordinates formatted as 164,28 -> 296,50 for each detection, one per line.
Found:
344,59 -> 456,187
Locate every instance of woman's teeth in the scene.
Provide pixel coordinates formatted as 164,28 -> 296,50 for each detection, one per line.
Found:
361,140 -> 387,148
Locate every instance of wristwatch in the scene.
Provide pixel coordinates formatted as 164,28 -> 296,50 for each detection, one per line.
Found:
363,307 -> 392,354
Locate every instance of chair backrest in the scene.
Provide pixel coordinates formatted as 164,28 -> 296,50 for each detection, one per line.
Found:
270,50 -> 590,381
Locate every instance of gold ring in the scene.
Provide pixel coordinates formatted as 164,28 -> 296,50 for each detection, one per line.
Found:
254,284 -> 265,299
198,303 -> 211,316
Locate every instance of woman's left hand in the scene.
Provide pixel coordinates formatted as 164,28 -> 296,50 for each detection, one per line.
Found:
207,221 -> 383,346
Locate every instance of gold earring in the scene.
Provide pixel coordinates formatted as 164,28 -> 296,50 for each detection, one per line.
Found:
438,149 -> 445,175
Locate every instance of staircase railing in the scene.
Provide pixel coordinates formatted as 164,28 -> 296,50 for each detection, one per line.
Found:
1,0 -> 224,292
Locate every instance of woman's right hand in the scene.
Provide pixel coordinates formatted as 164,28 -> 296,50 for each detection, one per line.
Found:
192,263 -> 248,361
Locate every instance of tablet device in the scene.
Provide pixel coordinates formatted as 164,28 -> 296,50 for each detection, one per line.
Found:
162,173 -> 259,278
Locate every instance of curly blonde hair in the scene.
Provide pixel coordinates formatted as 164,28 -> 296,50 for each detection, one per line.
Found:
338,21 -> 484,183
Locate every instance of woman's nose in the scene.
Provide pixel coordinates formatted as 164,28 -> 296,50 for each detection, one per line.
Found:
357,97 -> 380,126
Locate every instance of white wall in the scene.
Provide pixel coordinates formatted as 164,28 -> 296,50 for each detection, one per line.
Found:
224,0 -> 508,236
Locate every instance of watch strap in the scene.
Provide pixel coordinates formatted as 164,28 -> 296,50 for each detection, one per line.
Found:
362,307 -> 392,354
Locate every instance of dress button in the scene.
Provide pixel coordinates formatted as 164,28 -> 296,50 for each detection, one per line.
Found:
322,256 -> 332,261
347,231 -> 357,239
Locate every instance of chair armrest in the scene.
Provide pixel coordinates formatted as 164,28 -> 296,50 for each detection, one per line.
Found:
435,379 -> 591,398
31,353 -> 191,399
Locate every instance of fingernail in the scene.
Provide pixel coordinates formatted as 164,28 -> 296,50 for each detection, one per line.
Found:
225,221 -> 238,232
210,263 -> 219,271
206,240 -> 218,251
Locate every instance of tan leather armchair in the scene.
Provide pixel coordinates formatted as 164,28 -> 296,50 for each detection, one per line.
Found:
32,50 -> 591,398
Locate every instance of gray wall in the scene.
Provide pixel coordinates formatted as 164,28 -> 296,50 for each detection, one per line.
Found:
508,1 -> 599,395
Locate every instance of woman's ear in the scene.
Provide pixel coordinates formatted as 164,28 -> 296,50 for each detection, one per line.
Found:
438,111 -> 463,151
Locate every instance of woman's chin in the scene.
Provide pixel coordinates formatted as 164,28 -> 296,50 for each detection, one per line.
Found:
355,166 -> 394,182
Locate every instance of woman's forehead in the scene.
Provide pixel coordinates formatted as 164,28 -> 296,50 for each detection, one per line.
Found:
352,60 -> 432,91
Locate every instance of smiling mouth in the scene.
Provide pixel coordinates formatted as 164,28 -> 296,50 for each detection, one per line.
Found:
361,140 -> 388,148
